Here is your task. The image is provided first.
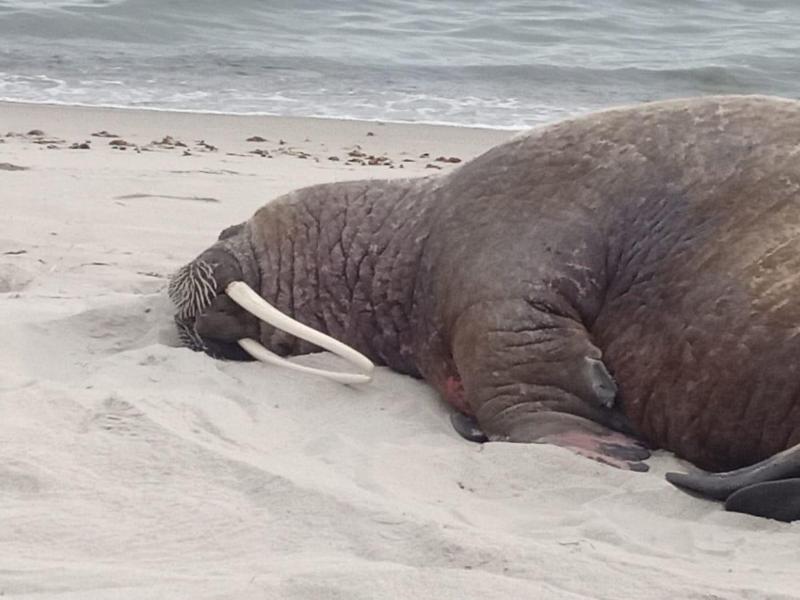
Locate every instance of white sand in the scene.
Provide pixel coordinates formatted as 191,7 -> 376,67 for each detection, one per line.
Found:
1,102 -> 798,600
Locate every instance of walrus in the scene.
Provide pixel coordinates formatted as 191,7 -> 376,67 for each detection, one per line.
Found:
169,95 -> 800,521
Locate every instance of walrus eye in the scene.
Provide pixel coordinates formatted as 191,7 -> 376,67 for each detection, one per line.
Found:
225,281 -> 375,385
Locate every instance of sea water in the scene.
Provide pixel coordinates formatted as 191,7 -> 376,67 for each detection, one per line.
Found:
0,0 -> 799,128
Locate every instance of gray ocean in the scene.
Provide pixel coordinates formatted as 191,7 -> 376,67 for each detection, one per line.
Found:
1,0 -> 799,128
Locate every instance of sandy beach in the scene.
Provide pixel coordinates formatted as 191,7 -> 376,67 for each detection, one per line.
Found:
1,101 -> 798,599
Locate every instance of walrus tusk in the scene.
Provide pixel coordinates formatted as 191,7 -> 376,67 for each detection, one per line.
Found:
225,281 -> 374,385
665,441 -> 800,500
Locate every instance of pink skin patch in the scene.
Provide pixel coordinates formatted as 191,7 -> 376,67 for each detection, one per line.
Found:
443,375 -> 472,415
540,429 -> 649,471
441,372 -> 648,471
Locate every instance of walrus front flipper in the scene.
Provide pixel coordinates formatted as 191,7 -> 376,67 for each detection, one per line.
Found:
441,297 -> 651,471
450,410 -> 650,470
723,479 -> 800,522
450,413 -> 489,443
666,441 -> 800,501
534,425 -> 651,472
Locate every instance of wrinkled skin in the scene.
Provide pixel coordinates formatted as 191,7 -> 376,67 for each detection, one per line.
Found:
174,96 -> 800,509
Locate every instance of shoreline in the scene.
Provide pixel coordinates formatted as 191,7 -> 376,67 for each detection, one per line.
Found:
0,100 -> 514,190
0,99 -> 514,286
0,98 -> 525,132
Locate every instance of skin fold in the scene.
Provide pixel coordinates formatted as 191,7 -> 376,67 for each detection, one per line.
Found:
172,96 -> 800,518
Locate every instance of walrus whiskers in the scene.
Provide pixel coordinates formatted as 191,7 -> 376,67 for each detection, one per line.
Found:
168,260 -> 219,353
174,319 -> 207,353
168,260 -> 217,321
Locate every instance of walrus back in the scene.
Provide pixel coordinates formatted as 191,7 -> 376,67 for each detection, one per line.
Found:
587,96 -> 800,470
430,95 -> 800,470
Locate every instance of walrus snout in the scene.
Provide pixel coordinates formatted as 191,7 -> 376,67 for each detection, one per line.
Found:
195,295 -> 259,341
168,245 -> 253,358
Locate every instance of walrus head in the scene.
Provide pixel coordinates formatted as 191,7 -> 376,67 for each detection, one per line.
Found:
168,222 -> 374,384
168,238 -> 256,360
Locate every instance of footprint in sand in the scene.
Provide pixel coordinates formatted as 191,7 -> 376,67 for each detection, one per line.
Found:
43,292 -> 177,355
0,263 -> 35,293
89,395 -> 150,438
0,464 -> 45,494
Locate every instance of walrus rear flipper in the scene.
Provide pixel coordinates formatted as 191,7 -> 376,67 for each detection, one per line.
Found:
723,479 -> 800,522
666,441 -> 800,509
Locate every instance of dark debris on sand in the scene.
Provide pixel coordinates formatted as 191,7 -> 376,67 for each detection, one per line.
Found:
91,130 -> 120,138
0,125 -> 463,173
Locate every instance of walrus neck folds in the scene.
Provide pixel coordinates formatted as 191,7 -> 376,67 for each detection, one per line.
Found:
245,179 -> 435,374
171,178 -> 436,374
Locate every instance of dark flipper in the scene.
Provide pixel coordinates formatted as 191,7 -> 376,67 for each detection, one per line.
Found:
443,299 -> 650,470
450,412 -> 488,443
724,478 -> 800,522
665,441 -> 800,501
